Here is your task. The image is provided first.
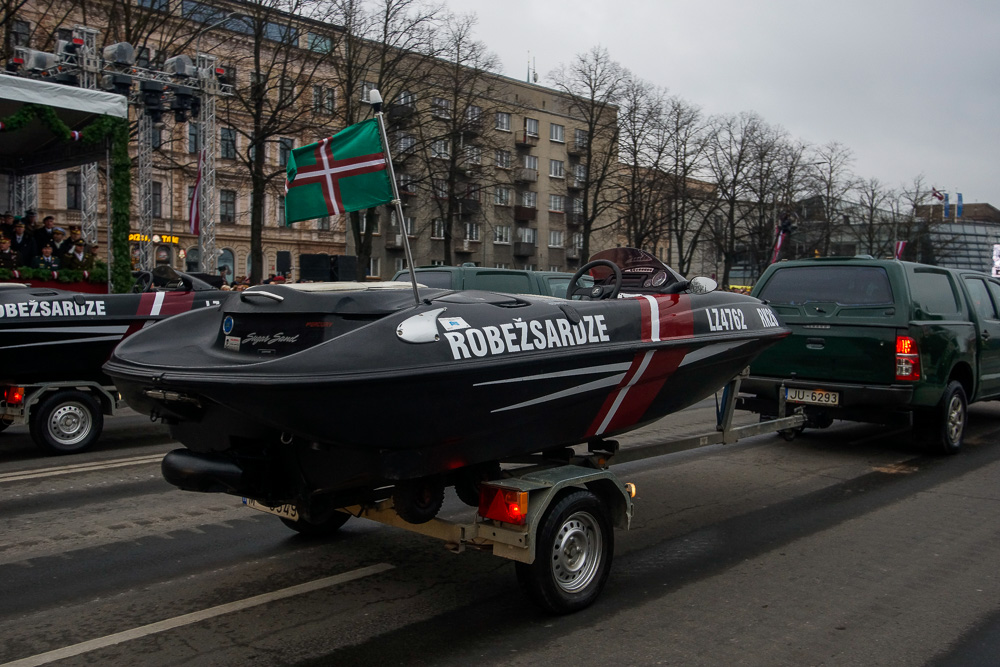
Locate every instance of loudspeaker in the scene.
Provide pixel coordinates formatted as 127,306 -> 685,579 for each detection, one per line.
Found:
298,253 -> 330,281
330,254 -> 358,281
276,251 -> 291,276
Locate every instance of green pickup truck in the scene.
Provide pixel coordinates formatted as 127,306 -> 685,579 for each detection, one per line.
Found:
742,256 -> 1000,454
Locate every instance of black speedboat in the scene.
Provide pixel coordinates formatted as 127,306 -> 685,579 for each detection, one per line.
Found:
105,249 -> 788,523
0,266 -> 224,385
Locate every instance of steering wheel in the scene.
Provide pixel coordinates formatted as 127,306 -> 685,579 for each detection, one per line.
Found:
567,259 -> 623,300
132,272 -> 153,293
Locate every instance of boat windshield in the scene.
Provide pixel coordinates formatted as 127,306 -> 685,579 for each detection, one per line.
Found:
587,247 -> 685,293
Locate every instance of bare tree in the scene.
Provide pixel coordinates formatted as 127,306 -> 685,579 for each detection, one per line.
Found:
548,46 -> 625,261
325,0 -> 440,276
848,176 -> 896,258
703,111 -> 764,287
803,140 -> 856,255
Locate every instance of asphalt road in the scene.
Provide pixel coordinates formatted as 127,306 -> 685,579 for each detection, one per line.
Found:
1,402 -> 999,666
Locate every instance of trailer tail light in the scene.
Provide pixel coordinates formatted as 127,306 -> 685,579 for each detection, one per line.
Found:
896,336 -> 920,381
478,484 -> 528,525
3,386 -> 25,405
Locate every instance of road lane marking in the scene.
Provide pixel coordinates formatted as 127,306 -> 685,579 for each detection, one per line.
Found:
0,454 -> 165,483
0,563 -> 395,667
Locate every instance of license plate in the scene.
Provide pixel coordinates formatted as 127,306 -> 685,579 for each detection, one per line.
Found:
786,387 -> 840,406
242,497 -> 299,521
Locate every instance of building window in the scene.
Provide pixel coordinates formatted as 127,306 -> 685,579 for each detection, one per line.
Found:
549,230 -> 564,247
525,118 -> 539,137
550,123 -> 565,142
10,19 -> 30,48
549,194 -> 565,212
313,85 -> 335,115
136,46 -> 152,68
571,197 -> 584,214
188,185 -> 196,214
519,226 -> 536,245
361,81 -> 376,102
317,214 -> 329,231
522,191 -> 537,208
431,218 -> 445,238
151,127 -> 162,149
221,127 -> 237,159
465,145 -> 481,166
574,164 -> 587,183
494,225 -> 511,244
495,149 -> 511,169
307,32 -> 332,53
398,173 -> 416,194
433,179 -> 448,198
495,112 -> 511,132
188,123 -> 200,153
368,256 -> 381,278
66,171 -> 81,210
398,133 -> 416,153
152,181 -> 163,218
465,222 -> 481,241
574,128 -> 588,151
220,189 -> 236,223
549,160 -> 564,178
278,196 -> 286,227
279,78 -> 294,104
466,105 -> 482,121
572,232 -> 584,249
359,211 -> 378,234
431,97 -> 452,119
524,155 -> 538,170
431,139 -> 450,159
494,186 -> 512,206
278,137 -> 293,167
398,90 -> 416,105
395,257 -> 407,273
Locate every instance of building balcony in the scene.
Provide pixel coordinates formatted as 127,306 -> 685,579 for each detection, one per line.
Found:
566,212 -> 584,227
462,118 -> 484,136
566,246 -> 581,260
567,178 -> 585,191
387,103 -> 416,126
455,238 -> 480,253
385,233 -> 404,249
567,140 -> 587,157
515,131 -> 539,147
514,205 -> 537,222
514,168 -> 538,183
513,241 -> 535,257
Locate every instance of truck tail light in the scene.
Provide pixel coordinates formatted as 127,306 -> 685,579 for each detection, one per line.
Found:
3,386 -> 25,405
896,336 -> 920,381
478,484 -> 528,525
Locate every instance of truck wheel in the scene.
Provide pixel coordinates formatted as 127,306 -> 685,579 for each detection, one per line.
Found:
917,380 -> 967,455
515,489 -> 613,614
30,390 -> 103,455
280,512 -> 350,538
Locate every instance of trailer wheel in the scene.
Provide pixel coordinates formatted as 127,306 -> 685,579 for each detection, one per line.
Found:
515,489 -> 613,614
30,390 -> 103,455
0,421 -> 9,433
916,380 -> 967,455
393,476 -> 445,524
280,512 -> 350,538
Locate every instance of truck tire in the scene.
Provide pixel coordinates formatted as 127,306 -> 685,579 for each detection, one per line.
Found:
916,380 -> 967,455
30,390 -> 103,455
515,489 -> 614,614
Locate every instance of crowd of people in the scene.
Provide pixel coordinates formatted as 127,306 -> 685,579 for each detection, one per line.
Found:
0,210 -> 99,272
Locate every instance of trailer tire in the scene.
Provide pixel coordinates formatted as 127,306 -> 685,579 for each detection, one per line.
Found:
30,390 -> 103,455
393,476 -> 445,524
515,489 -> 613,614
280,512 -> 350,538
454,461 -> 501,507
0,421 -> 9,433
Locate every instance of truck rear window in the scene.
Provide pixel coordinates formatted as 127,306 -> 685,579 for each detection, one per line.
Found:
758,266 -> 894,306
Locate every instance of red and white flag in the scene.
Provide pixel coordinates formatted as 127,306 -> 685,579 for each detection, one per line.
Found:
895,240 -> 907,259
931,187 -> 945,202
770,227 -> 787,264
189,150 -> 203,235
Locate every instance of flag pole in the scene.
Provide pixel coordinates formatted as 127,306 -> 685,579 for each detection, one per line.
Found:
369,89 -> 420,307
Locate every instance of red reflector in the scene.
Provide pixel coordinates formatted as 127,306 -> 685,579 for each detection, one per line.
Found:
478,485 -> 528,525
72,37 -> 85,45
4,386 -> 26,404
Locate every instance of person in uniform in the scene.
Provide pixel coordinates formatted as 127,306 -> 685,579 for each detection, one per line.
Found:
10,219 -> 37,265
30,242 -> 61,270
0,212 -> 15,239
52,227 -> 70,256
34,215 -> 58,249
0,235 -> 19,270
22,209 -> 38,234
62,238 -> 94,270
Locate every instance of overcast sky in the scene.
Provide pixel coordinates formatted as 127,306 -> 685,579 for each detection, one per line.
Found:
441,0 -> 1000,207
